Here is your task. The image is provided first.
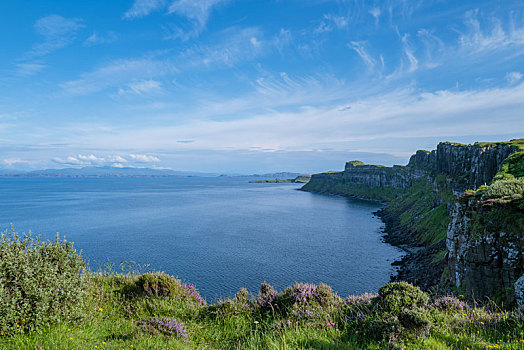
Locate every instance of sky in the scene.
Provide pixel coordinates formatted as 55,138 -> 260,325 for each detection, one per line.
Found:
1,0 -> 524,174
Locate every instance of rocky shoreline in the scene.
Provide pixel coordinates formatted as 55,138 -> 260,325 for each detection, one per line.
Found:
376,207 -> 446,293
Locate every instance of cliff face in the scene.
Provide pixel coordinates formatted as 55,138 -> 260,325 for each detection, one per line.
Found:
436,143 -> 519,191
301,140 -> 524,302
447,198 -> 524,302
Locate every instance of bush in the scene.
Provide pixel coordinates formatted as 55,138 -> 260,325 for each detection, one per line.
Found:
374,282 -> 430,314
134,273 -> 180,298
0,229 -> 89,334
482,178 -> 524,201
254,282 -> 279,314
280,283 -> 338,310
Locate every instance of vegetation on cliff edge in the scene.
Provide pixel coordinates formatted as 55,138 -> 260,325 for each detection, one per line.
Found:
2,230 -> 524,349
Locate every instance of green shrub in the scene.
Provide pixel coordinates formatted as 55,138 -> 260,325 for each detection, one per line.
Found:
134,273 -> 179,298
0,229 -> 89,334
482,178 -> 524,201
375,282 -> 430,314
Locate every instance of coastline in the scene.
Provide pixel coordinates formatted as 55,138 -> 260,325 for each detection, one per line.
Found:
300,187 -> 426,288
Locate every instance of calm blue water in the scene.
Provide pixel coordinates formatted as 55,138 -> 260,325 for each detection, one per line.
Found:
0,177 -> 403,300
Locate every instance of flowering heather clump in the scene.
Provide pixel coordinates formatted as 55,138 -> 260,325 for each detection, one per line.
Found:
433,296 -> 468,311
283,283 -> 337,308
345,293 -> 377,306
140,317 -> 189,341
255,282 -> 279,311
288,283 -> 318,304
180,283 -> 206,305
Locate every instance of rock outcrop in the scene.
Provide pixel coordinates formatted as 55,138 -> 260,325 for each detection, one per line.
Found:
447,198 -> 524,303
516,275 -> 524,309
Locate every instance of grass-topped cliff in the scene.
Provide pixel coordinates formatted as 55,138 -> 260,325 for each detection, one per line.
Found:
2,230 -> 524,350
301,139 -> 524,300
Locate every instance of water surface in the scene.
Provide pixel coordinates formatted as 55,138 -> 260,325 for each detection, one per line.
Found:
0,177 -> 403,300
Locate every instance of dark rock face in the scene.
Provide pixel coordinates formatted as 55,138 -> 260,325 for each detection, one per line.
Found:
342,163 -> 411,189
436,143 -> 519,191
447,199 -> 524,303
516,275 -> 524,309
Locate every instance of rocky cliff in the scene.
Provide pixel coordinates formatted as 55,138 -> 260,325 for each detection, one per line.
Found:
447,196 -> 524,303
301,139 -> 524,303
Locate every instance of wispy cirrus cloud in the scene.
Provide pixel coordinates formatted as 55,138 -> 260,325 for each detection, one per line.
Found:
166,0 -> 230,40
13,15 -> 84,76
458,9 -> 524,53
30,15 -> 84,57
123,0 -> 167,19
60,58 -> 176,96
60,26 -> 268,96
117,80 -> 163,96
14,63 -> 48,76
83,31 -> 118,46
124,0 -> 229,39
314,13 -> 349,34
349,41 -> 377,70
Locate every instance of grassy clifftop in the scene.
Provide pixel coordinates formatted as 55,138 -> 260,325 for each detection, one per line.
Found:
1,230 -> 524,350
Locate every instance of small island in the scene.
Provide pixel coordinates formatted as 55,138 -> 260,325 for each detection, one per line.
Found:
249,174 -> 311,183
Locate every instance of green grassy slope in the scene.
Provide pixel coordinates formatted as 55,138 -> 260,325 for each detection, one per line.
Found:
3,272 -> 524,350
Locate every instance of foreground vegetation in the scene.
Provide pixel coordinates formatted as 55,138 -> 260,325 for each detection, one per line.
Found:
1,230 -> 524,349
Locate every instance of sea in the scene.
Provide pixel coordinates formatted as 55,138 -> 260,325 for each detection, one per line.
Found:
0,176 -> 404,301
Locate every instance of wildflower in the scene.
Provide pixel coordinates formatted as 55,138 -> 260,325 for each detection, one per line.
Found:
98,308 -> 103,312
68,329 -> 71,332
480,321 -> 484,325
130,346 -> 133,348
254,321 -> 259,324
355,331 -> 358,334
56,288 -> 59,292
102,342 -> 106,344
336,328 -> 339,332
69,337 -> 73,340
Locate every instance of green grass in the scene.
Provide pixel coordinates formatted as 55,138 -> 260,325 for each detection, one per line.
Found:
384,179 -> 452,246
2,274 -> 524,349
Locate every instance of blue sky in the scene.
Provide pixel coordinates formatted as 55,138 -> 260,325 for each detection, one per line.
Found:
1,0 -> 524,173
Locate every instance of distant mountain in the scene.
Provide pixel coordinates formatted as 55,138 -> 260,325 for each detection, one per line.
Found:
0,166 -> 221,177
0,169 -> 25,175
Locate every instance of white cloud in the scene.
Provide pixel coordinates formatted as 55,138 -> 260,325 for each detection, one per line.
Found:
30,15 -> 84,57
83,32 -> 118,46
401,34 -> 418,73
349,41 -> 377,70
52,153 -> 160,166
2,158 -> 30,168
128,154 -> 161,162
506,71 -> 523,84
124,0 -> 167,19
60,58 -> 176,96
369,7 -> 381,24
118,80 -> 162,96
458,10 -> 524,53
69,83 -> 524,155
314,14 -> 348,34
14,63 -> 48,76
166,0 -> 229,40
